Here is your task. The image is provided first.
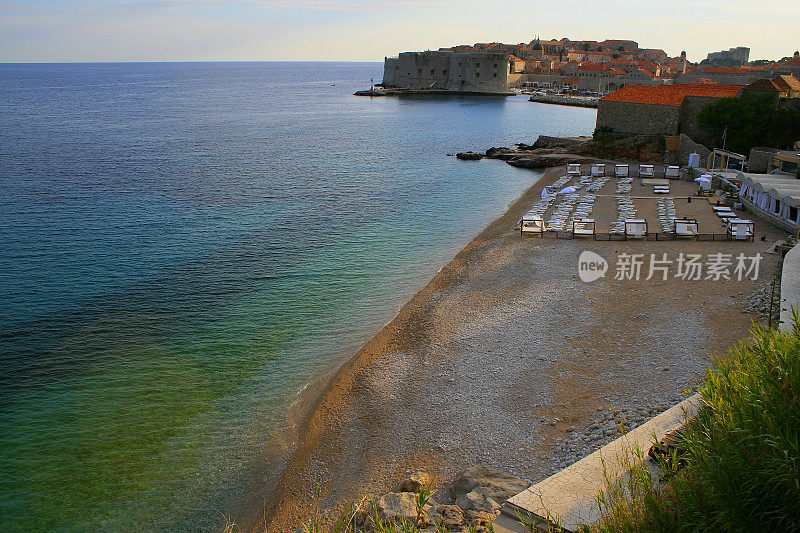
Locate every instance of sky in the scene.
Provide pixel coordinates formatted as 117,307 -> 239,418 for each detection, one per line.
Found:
1,0 -> 798,63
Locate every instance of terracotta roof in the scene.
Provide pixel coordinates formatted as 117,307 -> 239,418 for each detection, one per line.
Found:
779,75 -> 800,91
638,69 -> 656,78
781,56 -> 800,66
695,78 -> 719,84
704,67 -> 747,74
604,68 -> 626,75
578,63 -> 605,71
565,78 -> 579,84
600,83 -> 743,106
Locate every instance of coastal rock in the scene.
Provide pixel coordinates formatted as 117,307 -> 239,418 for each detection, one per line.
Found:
399,471 -> 433,493
377,492 -> 429,523
429,504 -> 465,528
506,154 -> 591,169
455,488 -> 501,513
456,152 -> 483,161
531,135 -> 590,151
485,146 -> 511,158
452,465 -> 528,503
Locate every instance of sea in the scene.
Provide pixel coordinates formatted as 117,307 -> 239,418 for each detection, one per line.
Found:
0,61 -> 597,531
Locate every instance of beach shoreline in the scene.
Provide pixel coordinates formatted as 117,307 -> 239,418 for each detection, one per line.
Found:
244,164 -> 784,532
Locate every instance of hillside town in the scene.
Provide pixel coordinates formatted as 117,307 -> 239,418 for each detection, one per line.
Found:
379,36 -> 800,235
379,37 -> 800,95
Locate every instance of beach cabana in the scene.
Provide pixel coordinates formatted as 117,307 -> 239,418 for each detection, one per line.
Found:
566,163 -> 581,176
736,171 -> 800,231
572,218 -> 595,238
727,218 -> 755,241
664,166 -> 680,179
639,164 -> 654,178
674,218 -> 699,239
624,218 -> 648,239
520,214 -> 544,236
614,164 -> 629,177
591,163 -> 605,177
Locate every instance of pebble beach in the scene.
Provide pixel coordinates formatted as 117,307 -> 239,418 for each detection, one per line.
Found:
250,165 -> 787,531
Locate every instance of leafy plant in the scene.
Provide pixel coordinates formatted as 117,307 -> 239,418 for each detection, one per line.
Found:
414,483 -> 435,527
582,314 -> 800,532
698,92 -> 800,154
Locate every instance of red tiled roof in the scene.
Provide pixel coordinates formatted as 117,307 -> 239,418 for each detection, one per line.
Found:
604,68 -> 626,75
600,83 -> 743,106
639,69 -> 656,78
778,75 -> 800,91
565,78 -> 579,84
695,78 -> 719,84
782,56 -> 800,66
579,63 -> 605,71
704,67 -> 747,74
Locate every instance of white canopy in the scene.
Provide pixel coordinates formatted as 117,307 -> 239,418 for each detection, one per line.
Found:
736,172 -> 800,208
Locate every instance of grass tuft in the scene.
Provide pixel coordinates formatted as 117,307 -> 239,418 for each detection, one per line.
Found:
583,314 -> 800,532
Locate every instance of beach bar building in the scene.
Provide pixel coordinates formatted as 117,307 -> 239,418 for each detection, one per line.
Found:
736,171 -> 800,232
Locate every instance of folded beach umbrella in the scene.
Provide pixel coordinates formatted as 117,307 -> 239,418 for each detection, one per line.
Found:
558,186 -> 577,194
694,177 -> 711,183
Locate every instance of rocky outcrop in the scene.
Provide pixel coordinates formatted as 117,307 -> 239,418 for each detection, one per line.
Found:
506,154 -> 593,169
342,467 -> 527,531
474,134 -> 669,171
485,146 -> 512,158
530,135 -> 591,151
456,152 -> 483,161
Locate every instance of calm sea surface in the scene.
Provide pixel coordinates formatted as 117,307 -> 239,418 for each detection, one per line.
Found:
0,62 -> 596,531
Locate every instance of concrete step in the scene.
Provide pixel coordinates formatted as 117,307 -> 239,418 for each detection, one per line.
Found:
491,511 -> 531,533
502,394 -> 700,532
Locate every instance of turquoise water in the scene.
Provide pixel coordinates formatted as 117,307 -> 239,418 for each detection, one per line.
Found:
0,62 -> 597,530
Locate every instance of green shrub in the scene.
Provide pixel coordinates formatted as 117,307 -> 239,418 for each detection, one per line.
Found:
587,316 -> 800,532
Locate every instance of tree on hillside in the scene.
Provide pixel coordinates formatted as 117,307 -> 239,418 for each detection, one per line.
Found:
698,92 -> 800,154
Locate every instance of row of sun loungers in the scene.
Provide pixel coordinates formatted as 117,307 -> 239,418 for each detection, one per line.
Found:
611,196 -> 636,234
657,198 -> 677,232
547,193 -> 582,231
616,177 -> 632,195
